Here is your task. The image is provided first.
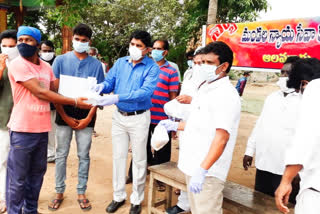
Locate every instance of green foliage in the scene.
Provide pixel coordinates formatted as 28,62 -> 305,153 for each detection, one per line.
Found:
228,70 -> 239,80
19,0 -> 268,69
217,0 -> 268,22
80,0 -> 185,65
41,0 -> 95,27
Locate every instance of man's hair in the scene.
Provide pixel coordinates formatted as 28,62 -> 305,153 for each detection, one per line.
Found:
73,23 -> 93,39
194,47 -> 205,56
287,58 -> 320,89
284,56 -> 300,65
203,41 -> 234,73
186,50 -> 194,58
40,40 -> 54,50
89,47 -> 98,54
130,30 -> 152,47
152,39 -> 169,50
0,30 -> 17,44
244,71 -> 251,76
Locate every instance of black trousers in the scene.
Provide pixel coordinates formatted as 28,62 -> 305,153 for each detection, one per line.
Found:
128,123 -> 172,178
255,169 -> 300,204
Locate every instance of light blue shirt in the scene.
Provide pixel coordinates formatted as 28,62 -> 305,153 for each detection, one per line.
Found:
102,56 -> 160,112
53,51 -> 104,82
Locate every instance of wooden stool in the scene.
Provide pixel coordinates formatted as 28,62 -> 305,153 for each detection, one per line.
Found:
148,162 -> 189,214
148,162 -> 294,214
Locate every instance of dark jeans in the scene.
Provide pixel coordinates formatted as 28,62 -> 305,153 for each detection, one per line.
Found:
6,131 -> 48,214
128,123 -> 172,178
255,169 -> 299,204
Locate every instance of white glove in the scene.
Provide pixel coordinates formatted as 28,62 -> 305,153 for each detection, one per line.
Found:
158,119 -> 179,132
91,83 -> 105,94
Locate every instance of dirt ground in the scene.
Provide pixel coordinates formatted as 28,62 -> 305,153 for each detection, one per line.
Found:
32,82 -> 278,214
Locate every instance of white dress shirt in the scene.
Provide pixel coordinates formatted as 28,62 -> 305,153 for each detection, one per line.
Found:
245,90 -> 301,175
178,77 -> 241,181
285,79 -> 320,192
180,68 -> 198,96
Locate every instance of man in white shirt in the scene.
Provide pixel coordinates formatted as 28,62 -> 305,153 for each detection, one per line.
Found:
160,41 -> 241,214
275,58 -> 320,214
243,57 -> 303,203
165,47 -> 205,214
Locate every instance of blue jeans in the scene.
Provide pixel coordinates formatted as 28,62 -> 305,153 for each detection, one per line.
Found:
6,131 -> 48,214
55,126 -> 93,194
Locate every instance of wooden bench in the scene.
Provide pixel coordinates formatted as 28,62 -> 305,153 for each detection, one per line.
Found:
148,162 -> 293,214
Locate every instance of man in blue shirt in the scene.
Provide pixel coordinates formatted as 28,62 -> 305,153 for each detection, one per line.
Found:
48,23 -> 104,212
93,30 -> 160,214
235,71 -> 250,96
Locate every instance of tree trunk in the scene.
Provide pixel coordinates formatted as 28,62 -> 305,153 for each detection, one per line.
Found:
13,6 -> 26,29
207,0 -> 218,24
0,8 -> 7,32
56,0 -> 72,53
62,25 -> 72,54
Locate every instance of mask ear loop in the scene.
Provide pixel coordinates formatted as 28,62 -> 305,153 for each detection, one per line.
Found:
207,63 -> 226,84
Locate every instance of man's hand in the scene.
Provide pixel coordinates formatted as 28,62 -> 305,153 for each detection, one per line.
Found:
63,117 -> 79,129
171,131 -> 178,140
158,119 -> 179,132
91,83 -> 105,94
176,95 -> 192,104
74,118 -> 91,130
76,97 -> 92,109
275,182 -> 292,213
243,155 -> 253,170
97,95 -> 119,106
0,54 -> 8,78
189,167 -> 208,194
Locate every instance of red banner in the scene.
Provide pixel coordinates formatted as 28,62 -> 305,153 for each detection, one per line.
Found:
206,17 -> 320,70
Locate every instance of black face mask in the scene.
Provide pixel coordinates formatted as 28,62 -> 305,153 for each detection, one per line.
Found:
17,43 -> 38,57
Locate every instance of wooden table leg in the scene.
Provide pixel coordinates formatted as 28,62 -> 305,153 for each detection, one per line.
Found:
165,184 -> 173,209
148,172 -> 157,214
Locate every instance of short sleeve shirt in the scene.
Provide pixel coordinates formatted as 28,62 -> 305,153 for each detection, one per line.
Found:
178,77 -> 241,181
150,61 -> 179,124
53,51 -> 105,127
8,56 -> 55,133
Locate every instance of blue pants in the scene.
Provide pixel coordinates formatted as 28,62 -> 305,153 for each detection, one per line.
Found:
55,126 -> 93,194
6,132 -> 48,214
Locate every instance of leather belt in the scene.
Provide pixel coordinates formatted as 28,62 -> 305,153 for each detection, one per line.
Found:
117,109 -> 146,116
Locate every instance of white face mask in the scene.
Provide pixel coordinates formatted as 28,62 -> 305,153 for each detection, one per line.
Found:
1,45 -> 19,61
187,60 -> 193,68
40,52 -> 55,61
199,63 -> 224,83
129,45 -> 145,61
276,77 -> 295,93
72,40 -> 89,53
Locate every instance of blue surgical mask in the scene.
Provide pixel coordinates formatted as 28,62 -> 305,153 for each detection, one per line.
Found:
187,60 -> 193,68
17,43 -> 37,58
73,40 -> 89,53
151,49 -> 165,62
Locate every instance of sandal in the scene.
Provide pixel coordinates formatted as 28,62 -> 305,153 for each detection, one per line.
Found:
48,198 -> 64,211
77,198 -> 92,211
0,200 -> 6,214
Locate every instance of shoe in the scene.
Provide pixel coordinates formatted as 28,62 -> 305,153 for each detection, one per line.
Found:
126,176 -> 132,184
166,205 -> 185,214
105,200 -> 125,213
129,204 -> 141,214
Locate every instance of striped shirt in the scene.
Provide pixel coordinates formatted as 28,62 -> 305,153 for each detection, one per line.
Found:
151,61 -> 179,124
